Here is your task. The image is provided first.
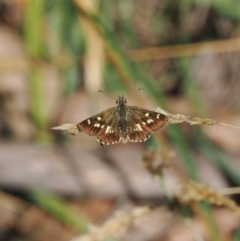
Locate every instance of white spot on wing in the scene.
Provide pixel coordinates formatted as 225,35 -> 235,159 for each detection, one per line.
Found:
94,123 -> 100,127
145,113 -> 149,117
157,114 -> 160,119
135,124 -> 143,131
105,126 -> 111,134
97,117 -> 101,120
87,119 -> 91,124
101,125 -> 105,128
147,119 -> 153,124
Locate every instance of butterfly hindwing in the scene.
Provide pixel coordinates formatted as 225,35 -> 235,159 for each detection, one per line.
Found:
97,126 -> 121,145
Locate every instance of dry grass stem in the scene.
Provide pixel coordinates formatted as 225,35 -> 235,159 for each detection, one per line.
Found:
220,187 -> 240,195
50,108 -> 216,137
217,122 -> 240,131
51,107 -> 240,137
51,124 -> 81,135
71,206 -> 150,241
2,38 -> 240,72
154,107 -> 217,126
127,38 -> 240,62
177,181 -> 240,214
155,107 -> 240,131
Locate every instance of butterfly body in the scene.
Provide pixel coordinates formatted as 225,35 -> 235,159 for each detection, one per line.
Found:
78,95 -> 168,147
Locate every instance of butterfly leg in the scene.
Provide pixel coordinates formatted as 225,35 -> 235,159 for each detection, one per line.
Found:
97,137 -> 105,149
100,142 -> 105,149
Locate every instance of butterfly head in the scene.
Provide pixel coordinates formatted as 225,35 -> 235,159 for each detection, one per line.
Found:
116,95 -> 127,106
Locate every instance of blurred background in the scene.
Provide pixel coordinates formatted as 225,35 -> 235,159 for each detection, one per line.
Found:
0,0 -> 240,240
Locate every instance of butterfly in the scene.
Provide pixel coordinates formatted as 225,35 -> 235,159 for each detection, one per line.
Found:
77,95 -> 168,148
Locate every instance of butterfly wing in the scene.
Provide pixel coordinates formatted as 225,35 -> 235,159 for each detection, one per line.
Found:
78,105 -> 168,146
78,107 -> 121,145
78,107 -> 116,136
97,127 -> 121,146
127,106 -> 168,142
95,113 -> 122,146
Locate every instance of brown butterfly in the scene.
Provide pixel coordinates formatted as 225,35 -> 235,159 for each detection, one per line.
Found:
77,95 -> 168,148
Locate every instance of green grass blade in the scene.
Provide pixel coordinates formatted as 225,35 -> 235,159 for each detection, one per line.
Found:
29,189 -> 89,233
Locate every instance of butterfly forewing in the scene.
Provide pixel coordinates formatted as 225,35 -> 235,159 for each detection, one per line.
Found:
127,107 -> 168,142
78,107 -> 117,136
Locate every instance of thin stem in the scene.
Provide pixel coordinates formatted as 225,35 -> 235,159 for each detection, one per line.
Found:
218,122 -> 240,131
220,187 -> 240,195
184,217 -> 205,241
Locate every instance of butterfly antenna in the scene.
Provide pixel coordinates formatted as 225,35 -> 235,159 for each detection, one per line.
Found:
218,122 -> 240,131
97,90 -> 116,100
